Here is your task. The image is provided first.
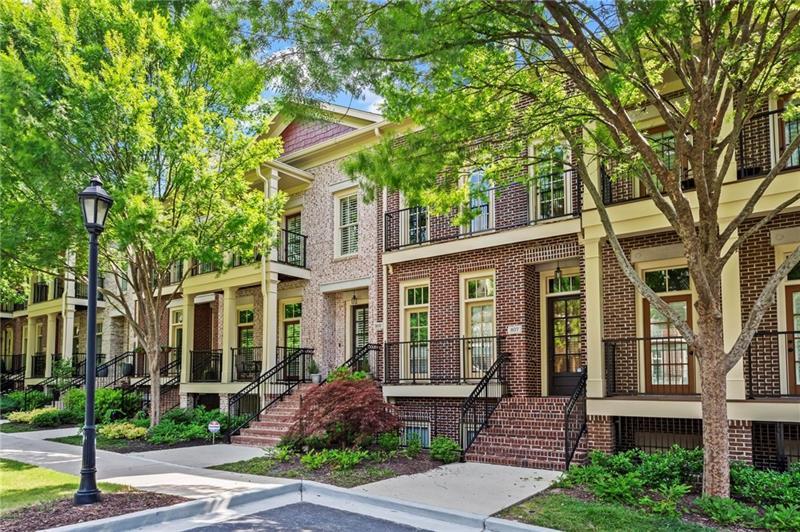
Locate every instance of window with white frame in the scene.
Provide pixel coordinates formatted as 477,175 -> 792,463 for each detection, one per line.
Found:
402,421 -> 431,448
463,274 -> 495,378
530,145 -> 569,221
95,322 -> 103,353
171,309 -> 184,351
337,193 -> 359,257
779,97 -> 800,169
465,169 -> 492,233
403,284 -> 429,379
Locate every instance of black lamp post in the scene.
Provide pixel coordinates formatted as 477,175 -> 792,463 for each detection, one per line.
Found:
75,177 -> 112,505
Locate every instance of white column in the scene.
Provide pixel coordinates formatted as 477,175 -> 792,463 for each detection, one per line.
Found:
62,304 -> 75,360
26,318 -> 36,378
722,228 -> 746,399
221,287 -> 237,383
585,238 -> 606,398
45,312 -> 58,377
180,294 -> 195,383
263,271 -> 279,369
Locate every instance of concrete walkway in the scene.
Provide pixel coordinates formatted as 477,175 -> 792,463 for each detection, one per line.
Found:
0,428 -> 292,499
356,462 -> 562,515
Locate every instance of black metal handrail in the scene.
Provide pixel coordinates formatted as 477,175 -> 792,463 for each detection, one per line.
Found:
189,349 -> 222,382
604,337 -> 697,396
190,261 -> 217,276
459,353 -> 509,454
737,107 -> 800,179
32,282 -> 48,303
340,343 -> 380,375
225,347 -> 314,441
564,369 -> 588,469
52,278 -> 64,299
0,354 -> 25,393
96,351 -> 136,388
122,358 -> 182,414
231,346 -> 263,382
276,228 -> 307,268
746,331 -> 799,399
384,336 -> 504,384
384,175 -> 580,252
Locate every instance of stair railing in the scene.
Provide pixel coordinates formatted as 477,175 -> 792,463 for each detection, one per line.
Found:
225,347 -> 313,442
564,368 -> 588,470
121,358 -> 181,413
459,353 -> 509,456
96,351 -> 137,388
339,343 -> 380,376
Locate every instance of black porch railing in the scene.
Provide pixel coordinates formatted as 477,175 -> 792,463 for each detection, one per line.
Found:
736,107 -> 800,179
383,336 -> 504,384
226,347 -> 314,441
460,353 -> 509,454
604,337 -> 698,396
0,354 -> 25,393
190,261 -> 217,276
600,164 -> 695,205
190,349 -> 222,382
746,331 -> 800,399
74,282 -> 88,299
123,357 -> 182,414
231,347 -> 263,382
70,353 -> 106,378
52,278 -> 64,299
32,282 -> 48,303
31,353 -> 46,378
384,174 -> 581,252
340,343 -> 380,375
564,369 -> 588,469
276,228 -> 307,268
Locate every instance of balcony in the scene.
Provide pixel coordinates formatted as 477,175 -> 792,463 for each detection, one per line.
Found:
383,336 -> 504,384
231,347 -> 263,381
275,229 -> 307,268
32,282 -> 48,303
384,172 -> 580,252
746,331 -> 800,399
604,337 -> 698,396
74,278 -> 105,300
190,261 -> 217,276
189,349 -> 222,382
52,278 -> 64,299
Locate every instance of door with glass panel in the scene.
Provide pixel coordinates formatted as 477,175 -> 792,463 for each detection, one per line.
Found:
548,296 -> 582,395
467,169 -> 491,233
351,304 -> 369,356
405,309 -> 429,381
643,294 -> 694,394
786,285 -> 800,395
282,302 -> 302,380
285,213 -> 302,266
465,302 -> 494,379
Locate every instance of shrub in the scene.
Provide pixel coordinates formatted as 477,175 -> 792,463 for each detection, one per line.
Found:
287,379 -> 401,449
300,450 -> 330,471
99,422 -> 147,440
636,446 -> 703,486
430,436 -> 460,463
761,504 -> 800,531
329,449 -> 369,470
0,390 -> 50,412
377,432 -> 400,453
405,434 -> 422,458
145,406 -> 236,444
638,483 -> 691,517
694,496 -> 760,527
63,388 -> 141,423
730,462 -> 800,506
325,367 -> 369,383
8,407 -> 69,425
147,419 -> 207,444
590,472 -> 645,505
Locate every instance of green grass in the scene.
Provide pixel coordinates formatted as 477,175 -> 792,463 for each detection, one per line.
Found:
0,458 -> 128,515
497,493 -> 712,532
47,434 -> 132,451
0,422 -> 77,433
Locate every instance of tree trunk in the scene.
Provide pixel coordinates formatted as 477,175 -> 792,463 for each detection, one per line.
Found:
148,345 -> 161,427
697,314 -> 730,497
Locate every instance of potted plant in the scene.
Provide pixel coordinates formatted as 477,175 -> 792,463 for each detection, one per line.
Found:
308,358 -> 322,384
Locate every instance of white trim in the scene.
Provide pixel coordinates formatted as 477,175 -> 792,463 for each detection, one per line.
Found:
334,188 -> 359,259
382,384 -> 476,398
399,279 -> 431,381
631,243 -> 685,263
540,267 -> 581,396
459,270 -> 496,380
771,226 -> 800,247
329,179 -> 359,194
319,277 -> 370,294
528,142 -> 573,222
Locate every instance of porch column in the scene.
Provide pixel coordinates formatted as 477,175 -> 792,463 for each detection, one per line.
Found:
45,312 -> 58,377
61,304 -> 75,361
180,294 -> 195,383
584,238 -> 606,398
722,227 -> 746,400
263,270 -> 279,370
26,317 -> 36,378
221,287 -> 237,383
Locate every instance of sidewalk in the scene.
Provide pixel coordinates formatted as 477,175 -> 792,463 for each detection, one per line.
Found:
0,429 -> 292,499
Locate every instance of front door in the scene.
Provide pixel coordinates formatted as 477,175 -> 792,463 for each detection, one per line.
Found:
643,294 -> 694,394
285,213 -> 302,265
548,295 -> 582,395
786,285 -> 800,395
283,320 -> 301,379
351,304 -> 369,356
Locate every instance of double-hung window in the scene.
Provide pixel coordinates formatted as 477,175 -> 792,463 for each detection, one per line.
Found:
530,145 -> 569,221
337,193 -> 359,257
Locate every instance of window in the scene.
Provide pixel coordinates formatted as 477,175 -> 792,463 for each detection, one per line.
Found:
169,262 -> 183,284
284,302 -> 302,319
72,325 -> 80,353
21,326 -> 27,353
644,267 -> 690,293
337,193 -> 359,256
650,130 -> 677,171
171,310 -> 183,350
464,274 -> 495,378
402,422 -> 431,448
35,323 -> 44,353
531,145 -> 569,220
788,260 -> 800,281
95,322 -> 103,353
779,97 -> 800,169
238,308 -> 254,349
465,169 -> 492,233
406,286 -> 429,306
1,327 -> 12,357
285,213 -> 304,265
403,284 -> 430,379
548,274 -> 580,294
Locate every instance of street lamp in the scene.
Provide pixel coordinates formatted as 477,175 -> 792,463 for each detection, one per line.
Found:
75,178 -> 113,505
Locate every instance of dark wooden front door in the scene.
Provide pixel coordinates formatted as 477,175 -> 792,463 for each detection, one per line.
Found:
548,295 -> 582,395
352,304 -> 369,356
786,285 -> 800,395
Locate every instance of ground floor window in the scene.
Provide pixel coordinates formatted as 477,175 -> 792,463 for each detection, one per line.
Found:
615,416 -> 703,454
402,421 -> 431,448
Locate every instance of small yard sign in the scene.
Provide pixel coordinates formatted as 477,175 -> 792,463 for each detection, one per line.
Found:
208,420 -> 221,444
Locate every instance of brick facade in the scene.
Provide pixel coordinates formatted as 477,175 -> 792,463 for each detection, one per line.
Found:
280,119 -> 355,156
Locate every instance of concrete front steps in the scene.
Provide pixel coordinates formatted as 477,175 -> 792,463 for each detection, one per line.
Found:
231,383 -> 317,447
465,396 -> 587,470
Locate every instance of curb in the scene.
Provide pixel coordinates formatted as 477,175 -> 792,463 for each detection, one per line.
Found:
44,483 -> 300,532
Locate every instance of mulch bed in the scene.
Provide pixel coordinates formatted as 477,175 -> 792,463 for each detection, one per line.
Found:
1,492 -> 187,532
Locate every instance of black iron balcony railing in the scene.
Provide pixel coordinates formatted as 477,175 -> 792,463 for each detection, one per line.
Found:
231,346 -> 263,382
0,354 -> 24,374
190,261 -> 217,276
383,336 -> 504,384
190,349 -> 222,382
169,262 -> 184,284
32,282 -> 49,303
276,229 -> 307,268
737,108 -> 800,179
1,300 -> 27,313
384,174 -> 580,252
52,278 -> 64,299
746,331 -> 800,399
604,337 -> 698,396
73,279 -> 104,300
231,253 -> 262,268
31,352 -> 46,378
600,164 -> 695,205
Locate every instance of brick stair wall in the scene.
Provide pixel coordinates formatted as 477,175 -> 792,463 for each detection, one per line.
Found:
231,383 -> 317,447
465,396 -> 587,470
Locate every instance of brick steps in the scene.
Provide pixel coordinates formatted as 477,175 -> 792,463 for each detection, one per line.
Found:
232,383 -> 317,448
464,396 -> 587,470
